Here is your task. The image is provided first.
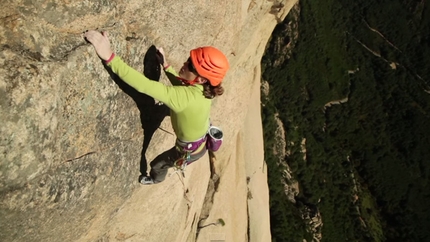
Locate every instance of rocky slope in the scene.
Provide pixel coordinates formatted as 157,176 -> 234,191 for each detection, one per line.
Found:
0,0 -> 296,241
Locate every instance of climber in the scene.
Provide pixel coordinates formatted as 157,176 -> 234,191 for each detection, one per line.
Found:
84,30 -> 229,184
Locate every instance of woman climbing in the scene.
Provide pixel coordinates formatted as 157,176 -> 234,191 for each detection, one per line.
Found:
84,30 -> 229,184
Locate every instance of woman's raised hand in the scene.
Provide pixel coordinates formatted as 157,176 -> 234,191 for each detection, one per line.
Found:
156,47 -> 169,68
84,30 -> 113,61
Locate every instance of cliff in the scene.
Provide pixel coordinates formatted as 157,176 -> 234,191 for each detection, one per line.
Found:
0,0 -> 295,241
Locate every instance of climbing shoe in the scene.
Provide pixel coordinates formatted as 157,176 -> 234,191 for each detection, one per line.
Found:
139,176 -> 154,185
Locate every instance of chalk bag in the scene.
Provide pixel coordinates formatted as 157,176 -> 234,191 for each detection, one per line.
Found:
206,126 -> 223,152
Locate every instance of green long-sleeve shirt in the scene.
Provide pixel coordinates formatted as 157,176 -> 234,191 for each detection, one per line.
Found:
107,56 -> 211,142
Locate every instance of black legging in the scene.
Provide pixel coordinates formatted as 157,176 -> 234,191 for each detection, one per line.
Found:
149,144 -> 207,183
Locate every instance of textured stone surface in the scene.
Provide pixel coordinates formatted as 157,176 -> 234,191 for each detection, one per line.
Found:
0,0 -> 294,241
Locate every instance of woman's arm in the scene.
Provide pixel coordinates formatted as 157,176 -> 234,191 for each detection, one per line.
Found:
84,30 -> 197,112
156,47 -> 182,86
164,66 -> 183,86
109,56 -> 196,113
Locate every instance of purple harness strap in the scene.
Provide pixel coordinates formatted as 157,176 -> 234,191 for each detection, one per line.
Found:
176,135 -> 207,153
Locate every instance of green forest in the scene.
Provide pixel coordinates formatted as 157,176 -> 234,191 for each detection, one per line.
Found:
262,0 -> 430,241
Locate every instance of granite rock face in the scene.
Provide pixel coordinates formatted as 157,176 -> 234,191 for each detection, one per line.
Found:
0,0 -> 293,241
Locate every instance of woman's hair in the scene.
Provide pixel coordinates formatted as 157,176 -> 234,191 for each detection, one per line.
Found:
203,82 -> 224,99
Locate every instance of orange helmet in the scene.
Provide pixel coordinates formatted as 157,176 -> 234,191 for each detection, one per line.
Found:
190,46 -> 229,86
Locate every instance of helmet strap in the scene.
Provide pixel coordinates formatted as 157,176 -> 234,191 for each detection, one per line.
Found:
177,76 -> 201,86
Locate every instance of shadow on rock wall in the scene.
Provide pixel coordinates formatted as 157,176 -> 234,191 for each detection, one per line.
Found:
104,45 -> 170,178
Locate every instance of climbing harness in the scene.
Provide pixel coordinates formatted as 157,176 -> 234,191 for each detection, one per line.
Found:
172,125 -> 223,177
173,135 -> 207,177
173,152 -> 191,177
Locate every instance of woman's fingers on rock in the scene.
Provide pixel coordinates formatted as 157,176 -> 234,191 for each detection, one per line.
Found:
158,47 -> 165,56
84,31 -> 94,41
84,30 -> 99,39
102,31 -> 110,40
86,31 -> 106,47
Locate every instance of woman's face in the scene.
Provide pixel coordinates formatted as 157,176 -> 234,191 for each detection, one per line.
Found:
179,57 -> 199,81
